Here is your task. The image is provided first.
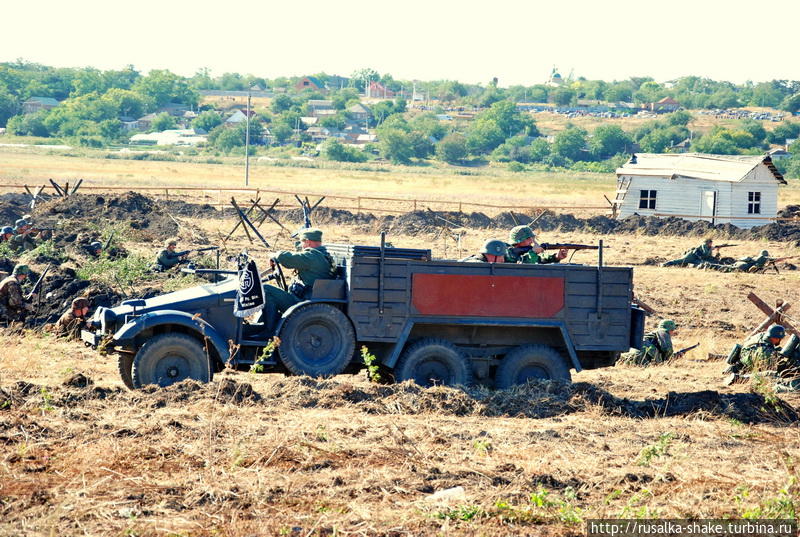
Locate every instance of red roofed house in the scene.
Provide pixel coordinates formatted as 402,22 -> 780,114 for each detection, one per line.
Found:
366,81 -> 395,98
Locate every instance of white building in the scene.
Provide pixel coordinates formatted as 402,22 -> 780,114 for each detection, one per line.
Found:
130,129 -> 207,146
613,153 -> 785,229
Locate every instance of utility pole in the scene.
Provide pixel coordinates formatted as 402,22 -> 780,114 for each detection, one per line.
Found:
245,91 -> 251,186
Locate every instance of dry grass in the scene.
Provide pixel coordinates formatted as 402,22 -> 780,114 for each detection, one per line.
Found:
2,154 -> 800,534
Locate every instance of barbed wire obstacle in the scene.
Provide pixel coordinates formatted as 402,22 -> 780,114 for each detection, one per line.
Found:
294,195 -> 326,228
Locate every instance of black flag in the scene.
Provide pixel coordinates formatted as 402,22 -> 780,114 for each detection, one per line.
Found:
234,257 -> 265,318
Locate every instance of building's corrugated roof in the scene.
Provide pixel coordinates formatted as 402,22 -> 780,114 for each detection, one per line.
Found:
616,152 -> 785,184
25,96 -> 59,106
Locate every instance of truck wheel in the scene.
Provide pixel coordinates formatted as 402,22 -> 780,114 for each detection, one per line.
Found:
495,344 -> 571,389
118,353 -> 134,389
278,303 -> 356,377
395,338 -> 472,387
132,333 -> 211,388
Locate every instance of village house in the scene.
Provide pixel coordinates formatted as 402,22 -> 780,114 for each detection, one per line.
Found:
295,76 -> 325,92
347,102 -> 372,122
649,97 -> 680,113
366,81 -> 395,98
613,153 -> 785,229
130,128 -> 207,146
22,97 -> 59,114
307,100 -> 336,117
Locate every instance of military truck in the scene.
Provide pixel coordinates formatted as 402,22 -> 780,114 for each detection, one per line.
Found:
82,242 -> 644,389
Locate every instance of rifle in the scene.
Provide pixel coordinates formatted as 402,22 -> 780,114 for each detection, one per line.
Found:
103,231 -> 116,252
174,246 -> 220,257
763,256 -> 800,274
25,264 -> 51,301
713,244 -> 737,249
539,243 -> 602,250
674,342 -> 700,357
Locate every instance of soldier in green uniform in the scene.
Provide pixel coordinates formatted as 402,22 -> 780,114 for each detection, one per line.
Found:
0,265 -> 32,322
619,319 -> 677,366
662,238 -> 719,267
460,239 -> 507,263
724,324 -> 785,385
152,238 -> 188,272
55,297 -> 91,339
702,250 -> 771,273
505,225 -> 567,264
12,219 -> 37,252
262,228 -> 337,329
0,226 -> 13,243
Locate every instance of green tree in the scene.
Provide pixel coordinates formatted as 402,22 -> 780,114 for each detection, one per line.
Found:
590,124 -> 632,159
528,138 -> 551,162
666,110 -> 692,127
436,133 -> 467,164
552,126 -> 588,161
781,93 -> 800,114
208,125 -> 244,151
132,69 -> 198,108
321,138 -> 368,162
6,112 -> 49,137
149,112 -> 177,132
271,94 -> 294,114
192,110 -> 223,132
550,87 -> 575,106
350,67 -> 380,92
638,128 -> 672,153
271,123 -> 293,144
767,121 -> 800,144
101,88 -> 148,118
0,90 -> 19,126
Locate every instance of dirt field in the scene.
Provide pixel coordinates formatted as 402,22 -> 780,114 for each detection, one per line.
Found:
2,182 -> 800,534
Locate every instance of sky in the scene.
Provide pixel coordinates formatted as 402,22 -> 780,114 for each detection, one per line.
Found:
2,0 -> 798,86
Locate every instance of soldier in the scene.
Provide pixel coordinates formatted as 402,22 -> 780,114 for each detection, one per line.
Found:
11,219 -> 36,251
0,226 -> 13,243
460,239 -> 507,263
619,319 -> 677,366
152,238 -> 188,272
702,250 -> 771,273
24,215 -> 52,241
262,228 -> 337,329
662,238 -> 719,267
0,264 -> 32,322
724,324 -> 785,385
55,297 -> 91,339
505,225 -> 567,264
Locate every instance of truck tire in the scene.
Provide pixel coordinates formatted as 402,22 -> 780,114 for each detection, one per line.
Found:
395,338 -> 472,387
132,333 -> 211,388
118,353 -> 134,389
277,303 -> 356,377
495,344 -> 571,389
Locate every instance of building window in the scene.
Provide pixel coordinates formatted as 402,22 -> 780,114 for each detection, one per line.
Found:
747,191 -> 761,214
639,190 -> 657,209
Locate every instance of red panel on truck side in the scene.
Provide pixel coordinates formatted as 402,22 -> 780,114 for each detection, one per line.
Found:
411,274 -> 565,317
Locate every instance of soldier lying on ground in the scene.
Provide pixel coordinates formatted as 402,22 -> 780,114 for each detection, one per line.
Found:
54,297 -> 91,339
262,227 -> 337,331
724,324 -> 786,385
662,238 -> 719,267
0,226 -> 13,245
152,238 -> 188,272
619,319 -> 677,366
0,265 -> 33,323
701,250 -> 771,273
460,239 -> 507,263
505,225 -> 567,264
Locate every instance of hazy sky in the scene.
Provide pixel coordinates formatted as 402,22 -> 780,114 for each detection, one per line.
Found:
2,0 -> 797,86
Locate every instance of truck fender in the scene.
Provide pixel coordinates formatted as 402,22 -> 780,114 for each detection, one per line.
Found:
273,299 -> 349,337
382,319 -> 582,372
113,310 -> 229,366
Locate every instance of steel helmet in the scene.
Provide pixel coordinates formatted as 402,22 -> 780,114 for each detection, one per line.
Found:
659,319 -> 677,331
508,225 -> 535,244
1,226 -> 12,235
760,250 -> 769,257
12,264 -> 30,276
71,297 -> 90,309
481,239 -> 507,257
767,324 -> 786,339
90,241 -> 103,250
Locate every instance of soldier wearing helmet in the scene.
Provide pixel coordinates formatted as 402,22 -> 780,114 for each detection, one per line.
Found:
11,219 -> 36,251
461,239 -> 507,263
89,241 -> 103,257
0,265 -> 32,322
55,297 -> 92,338
663,238 -> 719,267
0,226 -> 13,243
505,225 -> 567,264
703,250 -> 772,273
152,238 -> 187,272
619,319 -> 678,366
724,324 -> 787,385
